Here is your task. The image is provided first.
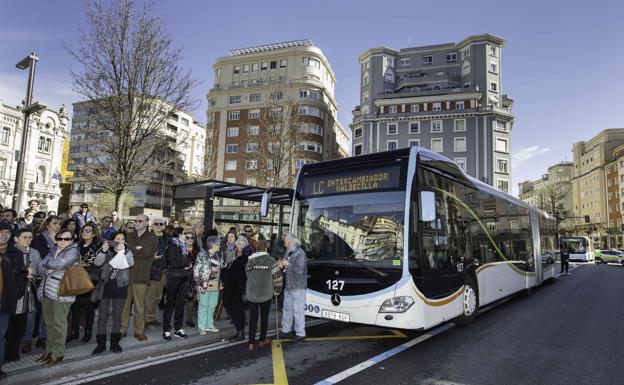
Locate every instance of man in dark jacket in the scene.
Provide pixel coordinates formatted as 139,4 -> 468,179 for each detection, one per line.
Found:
145,218 -> 169,327
73,203 -> 95,228
0,222 -> 27,379
120,215 -> 159,341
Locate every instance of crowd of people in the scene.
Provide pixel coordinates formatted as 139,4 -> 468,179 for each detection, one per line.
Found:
0,199 -> 307,380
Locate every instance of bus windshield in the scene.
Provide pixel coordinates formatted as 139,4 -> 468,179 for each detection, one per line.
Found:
561,238 -> 587,253
296,191 -> 405,266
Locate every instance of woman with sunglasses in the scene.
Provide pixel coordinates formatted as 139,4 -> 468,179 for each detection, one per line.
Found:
162,227 -> 193,341
35,228 -> 79,367
67,222 -> 101,343
183,230 -> 200,328
4,228 -> 41,360
92,231 -> 134,354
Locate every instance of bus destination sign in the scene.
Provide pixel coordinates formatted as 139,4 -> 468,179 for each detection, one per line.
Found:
301,165 -> 402,197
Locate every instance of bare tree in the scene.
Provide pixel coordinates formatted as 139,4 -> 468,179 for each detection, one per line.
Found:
66,0 -> 197,212
537,182 -> 571,230
248,82 -> 306,189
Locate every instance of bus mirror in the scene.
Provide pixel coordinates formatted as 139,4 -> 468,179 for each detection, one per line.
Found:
260,191 -> 272,217
419,191 -> 436,222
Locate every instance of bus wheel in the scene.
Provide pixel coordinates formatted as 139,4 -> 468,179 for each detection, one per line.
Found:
457,277 -> 479,326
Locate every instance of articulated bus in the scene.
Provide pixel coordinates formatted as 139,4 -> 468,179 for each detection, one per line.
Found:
287,147 -> 558,330
559,236 -> 593,262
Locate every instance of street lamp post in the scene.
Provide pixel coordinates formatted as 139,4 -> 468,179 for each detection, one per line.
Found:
12,53 -> 46,211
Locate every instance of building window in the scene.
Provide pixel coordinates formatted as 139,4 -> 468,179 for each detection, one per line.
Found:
354,144 -> 363,156
227,127 -> 239,137
431,138 -> 443,153
225,160 -> 237,170
0,158 -> 5,178
248,109 -> 260,119
462,48 -> 470,59
431,120 -> 443,133
250,93 -> 261,102
1,127 -> 10,144
270,61 -> 277,69
242,64 -> 250,73
228,111 -> 240,120
462,61 -> 471,76
388,106 -> 397,114
409,139 -> 420,147
454,157 -> 467,171
246,160 -> 258,170
454,137 -> 466,152
229,95 -> 241,104
362,91 -> 369,102
297,105 -> 322,117
251,63 -> 259,71
233,66 -> 241,74
490,82 -> 498,92
399,58 -> 410,67
266,159 -> 273,170
490,46 -> 498,57
387,140 -> 398,151
36,166 -> 46,184
454,119 -> 466,132
494,120 -> 507,132
496,158 -> 508,173
248,126 -> 259,136
432,102 -> 441,112
246,143 -> 258,152
226,144 -> 238,153
354,128 -> 363,139
446,52 -> 457,62
261,62 -> 268,70
38,136 -> 52,154
362,72 -> 369,85
410,104 -> 419,113
456,101 -> 465,110
280,59 -> 288,68
422,55 -> 433,65
409,122 -> 420,134
497,179 -> 509,193
387,123 -> 398,135
490,60 -> 498,73
495,138 -> 508,153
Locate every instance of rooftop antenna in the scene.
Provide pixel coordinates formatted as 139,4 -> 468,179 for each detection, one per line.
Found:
408,36 -> 412,47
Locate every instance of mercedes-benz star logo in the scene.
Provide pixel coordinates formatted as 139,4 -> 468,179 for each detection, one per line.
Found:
331,293 -> 341,306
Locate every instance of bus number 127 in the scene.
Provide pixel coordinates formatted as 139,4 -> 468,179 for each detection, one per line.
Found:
326,280 -> 345,291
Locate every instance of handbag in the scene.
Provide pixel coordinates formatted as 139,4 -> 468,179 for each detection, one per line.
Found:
59,265 -> 95,296
206,279 -> 221,292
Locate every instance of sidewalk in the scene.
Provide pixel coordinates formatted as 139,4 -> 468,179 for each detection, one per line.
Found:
4,305 -> 283,385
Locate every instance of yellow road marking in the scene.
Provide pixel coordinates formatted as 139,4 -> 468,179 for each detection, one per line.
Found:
245,329 -> 406,385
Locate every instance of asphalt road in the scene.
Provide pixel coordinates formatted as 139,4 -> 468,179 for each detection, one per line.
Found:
80,263 -> 624,385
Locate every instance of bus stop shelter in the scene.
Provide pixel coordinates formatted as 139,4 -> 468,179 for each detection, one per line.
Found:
172,179 -> 293,232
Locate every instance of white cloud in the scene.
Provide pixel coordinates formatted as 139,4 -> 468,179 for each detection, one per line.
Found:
512,145 -> 550,167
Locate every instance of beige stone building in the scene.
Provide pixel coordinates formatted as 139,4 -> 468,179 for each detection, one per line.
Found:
519,161 -> 574,233
572,129 -> 624,248
206,40 -> 350,224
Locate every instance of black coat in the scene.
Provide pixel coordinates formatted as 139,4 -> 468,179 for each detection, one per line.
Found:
31,232 -> 53,262
220,255 -> 248,305
1,247 -> 28,315
164,239 -> 192,278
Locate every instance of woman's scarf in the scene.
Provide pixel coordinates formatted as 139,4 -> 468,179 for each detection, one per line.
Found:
172,237 -> 189,257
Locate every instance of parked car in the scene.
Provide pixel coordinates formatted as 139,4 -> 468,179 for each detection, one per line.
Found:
595,249 -> 624,265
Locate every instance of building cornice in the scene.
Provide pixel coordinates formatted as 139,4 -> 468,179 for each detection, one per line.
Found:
358,47 -> 399,62
374,92 -> 482,105
456,34 -> 505,49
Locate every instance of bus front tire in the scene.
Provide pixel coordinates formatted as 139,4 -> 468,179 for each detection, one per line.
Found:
456,277 -> 479,326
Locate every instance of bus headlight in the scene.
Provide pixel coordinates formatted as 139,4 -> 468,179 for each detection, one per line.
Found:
379,296 -> 414,313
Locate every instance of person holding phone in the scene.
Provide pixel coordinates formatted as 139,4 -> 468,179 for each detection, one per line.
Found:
92,231 -> 134,354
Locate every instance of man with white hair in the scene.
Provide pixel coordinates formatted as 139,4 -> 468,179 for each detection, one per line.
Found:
279,233 -> 307,342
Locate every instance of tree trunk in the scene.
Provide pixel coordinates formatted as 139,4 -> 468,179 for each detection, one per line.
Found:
115,191 -> 124,215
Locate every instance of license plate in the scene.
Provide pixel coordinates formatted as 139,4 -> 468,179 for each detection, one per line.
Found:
321,309 -> 350,322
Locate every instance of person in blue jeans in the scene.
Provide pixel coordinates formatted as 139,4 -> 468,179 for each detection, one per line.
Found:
279,233 -> 307,342
194,236 -> 222,334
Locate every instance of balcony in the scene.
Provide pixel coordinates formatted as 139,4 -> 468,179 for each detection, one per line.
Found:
478,105 -> 513,115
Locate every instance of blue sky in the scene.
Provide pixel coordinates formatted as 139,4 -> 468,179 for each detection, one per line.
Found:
1,0 -> 623,195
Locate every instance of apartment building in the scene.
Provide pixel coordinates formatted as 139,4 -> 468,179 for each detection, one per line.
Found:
351,34 -> 514,192
518,161 -> 574,232
68,100 -> 206,217
572,128 -> 624,248
0,99 -> 69,212
206,40 -> 349,222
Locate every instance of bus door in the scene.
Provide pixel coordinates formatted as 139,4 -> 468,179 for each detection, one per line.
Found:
419,189 -> 464,299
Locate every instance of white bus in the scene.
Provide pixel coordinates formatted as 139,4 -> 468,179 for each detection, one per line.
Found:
275,147 -> 558,330
560,236 -> 593,262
